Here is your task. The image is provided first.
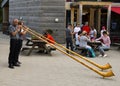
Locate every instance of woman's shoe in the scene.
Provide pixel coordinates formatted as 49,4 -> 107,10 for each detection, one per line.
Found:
98,54 -> 102,57
103,54 -> 107,57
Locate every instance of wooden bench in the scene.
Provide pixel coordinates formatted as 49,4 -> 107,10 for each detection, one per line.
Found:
21,37 -> 56,55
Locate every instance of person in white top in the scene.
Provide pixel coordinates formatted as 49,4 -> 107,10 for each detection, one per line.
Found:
100,26 -> 106,37
89,26 -> 97,41
74,23 -> 81,46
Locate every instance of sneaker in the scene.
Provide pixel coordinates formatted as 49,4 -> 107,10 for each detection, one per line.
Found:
103,54 -> 107,57
98,54 -> 102,57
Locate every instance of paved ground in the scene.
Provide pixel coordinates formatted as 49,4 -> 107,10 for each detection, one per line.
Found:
0,32 -> 120,86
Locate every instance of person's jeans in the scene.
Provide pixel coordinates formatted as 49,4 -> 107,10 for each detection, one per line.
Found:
98,45 -> 110,55
85,45 -> 95,57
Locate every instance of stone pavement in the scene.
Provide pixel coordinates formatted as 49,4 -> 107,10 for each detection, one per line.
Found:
0,32 -> 120,86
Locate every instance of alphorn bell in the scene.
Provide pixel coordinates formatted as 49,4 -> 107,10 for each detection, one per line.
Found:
25,26 -> 111,70
22,26 -> 115,78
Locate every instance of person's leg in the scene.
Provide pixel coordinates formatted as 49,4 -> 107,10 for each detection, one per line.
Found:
86,45 -> 95,57
17,40 -> 23,64
80,49 -> 88,56
14,40 -> 22,66
98,45 -> 109,56
98,46 -> 104,56
66,38 -> 69,49
45,44 -> 51,54
66,38 -> 70,53
70,38 -> 73,51
8,39 -> 16,68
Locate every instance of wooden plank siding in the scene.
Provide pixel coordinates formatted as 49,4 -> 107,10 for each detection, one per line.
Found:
9,0 -> 65,43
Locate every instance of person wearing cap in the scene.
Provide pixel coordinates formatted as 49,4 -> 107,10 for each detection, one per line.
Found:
79,31 -> 95,57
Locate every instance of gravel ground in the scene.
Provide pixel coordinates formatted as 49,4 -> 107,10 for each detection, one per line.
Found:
0,32 -> 120,86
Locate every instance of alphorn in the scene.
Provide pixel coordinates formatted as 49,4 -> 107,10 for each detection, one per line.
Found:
22,26 -> 115,78
24,26 -> 111,70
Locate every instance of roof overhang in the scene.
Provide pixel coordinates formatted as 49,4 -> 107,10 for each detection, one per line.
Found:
71,1 -> 112,7
1,0 -> 8,8
111,7 -> 120,14
111,3 -> 120,14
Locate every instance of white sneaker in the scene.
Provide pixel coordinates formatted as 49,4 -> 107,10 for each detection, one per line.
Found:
103,54 -> 107,57
98,54 -> 102,57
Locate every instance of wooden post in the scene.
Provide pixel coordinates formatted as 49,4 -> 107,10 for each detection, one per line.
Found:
71,7 -> 74,26
90,8 -> 95,27
3,7 -> 9,23
79,4 -> 83,26
77,8 -> 80,24
107,5 -> 111,33
2,7 -> 9,33
98,8 -> 101,32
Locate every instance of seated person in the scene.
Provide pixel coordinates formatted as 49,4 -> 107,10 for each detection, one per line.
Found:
36,31 -> 55,53
43,32 -> 55,44
79,31 -> 95,57
43,31 -> 56,53
96,31 -> 111,57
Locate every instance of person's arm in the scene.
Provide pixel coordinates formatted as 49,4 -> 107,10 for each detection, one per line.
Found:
85,36 -> 91,42
70,26 -> 74,35
94,30 -> 97,38
18,24 -> 28,35
20,28 -> 28,35
9,26 -> 20,36
70,30 -> 75,35
106,36 -> 111,46
96,36 -> 102,41
78,35 -> 80,41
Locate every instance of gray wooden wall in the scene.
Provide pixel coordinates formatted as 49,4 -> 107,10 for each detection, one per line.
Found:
9,0 -> 65,43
